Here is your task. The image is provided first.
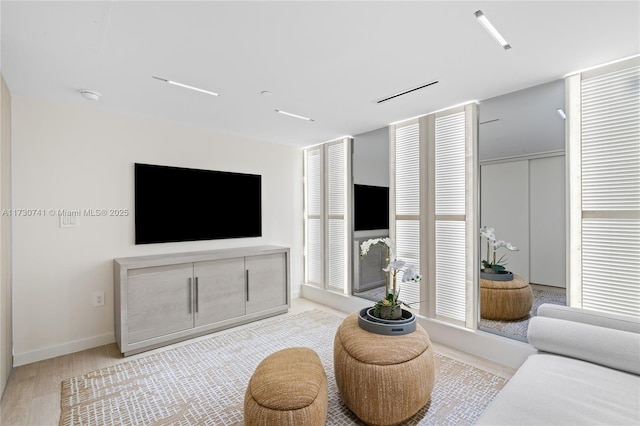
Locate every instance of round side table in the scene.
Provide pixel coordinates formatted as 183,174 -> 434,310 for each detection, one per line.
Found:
480,274 -> 533,320
333,312 -> 435,426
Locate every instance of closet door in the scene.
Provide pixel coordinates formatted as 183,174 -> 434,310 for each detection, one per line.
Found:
480,161 -> 529,282
530,156 -> 566,287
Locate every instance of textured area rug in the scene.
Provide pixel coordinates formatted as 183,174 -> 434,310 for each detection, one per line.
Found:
480,285 -> 566,341
60,309 -> 506,426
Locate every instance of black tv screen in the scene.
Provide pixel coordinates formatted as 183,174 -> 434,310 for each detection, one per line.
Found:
354,184 -> 389,231
134,163 -> 262,244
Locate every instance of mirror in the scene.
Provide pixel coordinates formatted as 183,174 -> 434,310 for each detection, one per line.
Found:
349,79 -> 569,343
478,79 -> 568,342
350,126 -> 390,303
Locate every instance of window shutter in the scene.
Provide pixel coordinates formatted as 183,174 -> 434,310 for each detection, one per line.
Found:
304,148 -> 322,285
435,112 -> 467,322
436,113 -> 466,216
578,62 -> 640,317
303,139 -> 350,292
396,124 -> 421,216
396,219 -> 421,306
394,122 -> 421,309
582,219 -> 640,315
327,142 -> 346,291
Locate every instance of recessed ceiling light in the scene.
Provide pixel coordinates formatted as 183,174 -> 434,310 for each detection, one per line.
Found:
474,10 -> 511,50
79,89 -> 100,101
275,109 -> 315,122
556,108 -> 566,119
152,76 -> 219,97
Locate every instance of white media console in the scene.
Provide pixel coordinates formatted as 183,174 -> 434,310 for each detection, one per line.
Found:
114,245 -> 290,356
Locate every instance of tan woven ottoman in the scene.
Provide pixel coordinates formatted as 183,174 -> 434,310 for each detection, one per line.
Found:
481,274 -> 533,320
334,312 -> 435,426
244,347 -> 328,426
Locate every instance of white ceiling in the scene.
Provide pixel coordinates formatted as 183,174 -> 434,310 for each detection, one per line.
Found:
1,1 -> 639,148
479,78 -> 565,161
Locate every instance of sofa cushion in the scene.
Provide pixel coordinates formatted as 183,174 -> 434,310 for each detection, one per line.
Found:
476,353 -> 640,425
528,316 -> 640,375
537,303 -> 640,333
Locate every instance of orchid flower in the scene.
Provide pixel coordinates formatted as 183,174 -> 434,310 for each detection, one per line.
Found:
480,227 -> 518,271
480,226 -> 496,241
402,264 -> 421,283
360,237 -> 419,307
493,240 -> 519,251
360,237 -> 395,260
383,259 -> 405,272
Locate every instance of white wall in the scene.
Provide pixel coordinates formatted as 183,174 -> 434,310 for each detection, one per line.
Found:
11,96 -> 303,366
352,127 -> 389,187
0,75 -> 13,395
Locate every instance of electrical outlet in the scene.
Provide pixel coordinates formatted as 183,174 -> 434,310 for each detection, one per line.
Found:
93,291 -> 105,307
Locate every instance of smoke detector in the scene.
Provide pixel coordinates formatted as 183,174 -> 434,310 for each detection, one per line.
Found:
79,89 -> 100,101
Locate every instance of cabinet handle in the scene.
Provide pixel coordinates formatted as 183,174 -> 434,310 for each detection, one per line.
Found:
195,277 -> 199,313
246,269 -> 249,302
188,277 -> 192,314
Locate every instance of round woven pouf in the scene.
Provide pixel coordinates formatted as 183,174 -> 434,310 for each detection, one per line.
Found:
244,347 -> 328,426
480,274 -> 533,320
334,312 -> 435,426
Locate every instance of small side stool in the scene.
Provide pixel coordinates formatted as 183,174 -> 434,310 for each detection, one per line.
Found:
481,274 -> 533,320
244,347 -> 328,425
334,312 -> 435,426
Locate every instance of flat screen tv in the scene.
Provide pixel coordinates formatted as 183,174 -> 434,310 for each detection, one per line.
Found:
134,163 -> 262,244
354,184 -> 389,231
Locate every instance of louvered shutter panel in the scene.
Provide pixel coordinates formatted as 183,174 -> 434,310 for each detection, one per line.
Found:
394,123 -> 421,308
435,112 -> 467,322
396,124 -> 420,216
436,113 -> 466,216
305,148 -> 322,285
327,142 -> 346,291
579,63 -> 640,317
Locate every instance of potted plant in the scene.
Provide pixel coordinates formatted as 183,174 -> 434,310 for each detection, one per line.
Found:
480,226 -> 519,280
360,237 -> 421,320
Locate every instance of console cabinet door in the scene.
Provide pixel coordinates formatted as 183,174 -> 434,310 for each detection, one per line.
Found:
245,253 -> 287,314
127,263 -> 194,343
194,258 -> 246,327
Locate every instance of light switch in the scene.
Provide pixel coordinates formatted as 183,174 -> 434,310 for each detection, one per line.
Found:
60,215 -> 79,228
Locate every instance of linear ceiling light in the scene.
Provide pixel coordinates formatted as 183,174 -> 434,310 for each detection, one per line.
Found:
275,109 -> 315,122
556,108 -> 566,119
480,118 -> 500,125
474,10 -> 511,50
377,80 -> 439,104
152,76 -> 219,96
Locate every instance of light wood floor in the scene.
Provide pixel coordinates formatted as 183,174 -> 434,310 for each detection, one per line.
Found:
0,298 -> 515,426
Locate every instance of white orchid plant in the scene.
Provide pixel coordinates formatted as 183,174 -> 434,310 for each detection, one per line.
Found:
479,226 -> 519,272
360,237 -> 421,310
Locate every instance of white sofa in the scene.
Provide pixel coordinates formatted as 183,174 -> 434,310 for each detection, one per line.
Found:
476,303 -> 640,425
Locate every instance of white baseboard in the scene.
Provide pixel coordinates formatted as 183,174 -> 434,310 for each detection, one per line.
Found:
15,288 -> 298,367
13,332 -> 115,367
291,288 -> 301,299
